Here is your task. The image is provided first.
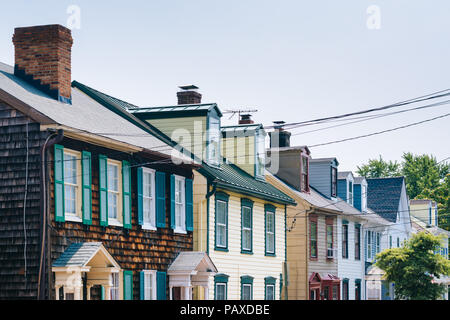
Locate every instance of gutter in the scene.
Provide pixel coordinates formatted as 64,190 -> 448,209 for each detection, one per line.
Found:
38,129 -> 63,300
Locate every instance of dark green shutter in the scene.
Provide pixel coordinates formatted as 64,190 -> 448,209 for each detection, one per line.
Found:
137,167 -> 143,225
156,271 -> 166,300
123,270 -> 133,300
170,175 -> 176,229
185,178 -> 193,232
140,271 -> 145,300
98,155 -> 108,227
54,144 -> 65,222
81,151 -> 92,225
155,171 -> 166,228
122,161 -> 132,229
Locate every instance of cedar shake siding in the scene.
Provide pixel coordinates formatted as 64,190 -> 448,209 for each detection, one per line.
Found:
48,137 -> 193,300
0,102 -> 48,299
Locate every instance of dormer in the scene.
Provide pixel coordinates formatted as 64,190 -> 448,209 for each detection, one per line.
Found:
221,116 -> 266,180
353,177 -> 368,213
337,171 -> 354,205
309,158 -> 339,200
131,86 -> 223,167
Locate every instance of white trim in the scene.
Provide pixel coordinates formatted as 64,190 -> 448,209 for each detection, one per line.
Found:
142,167 -> 156,229
173,174 -> 186,234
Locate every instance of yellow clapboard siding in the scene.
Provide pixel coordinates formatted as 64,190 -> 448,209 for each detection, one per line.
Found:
221,135 -> 255,177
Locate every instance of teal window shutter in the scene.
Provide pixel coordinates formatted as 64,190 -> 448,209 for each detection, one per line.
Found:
137,167 -> 144,225
372,232 -> 376,258
140,271 -> 145,300
156,271 -> 166,300
101,286 -> 105,300
122,161 -> 132,229
185,178 -> 193,232
155,171 -> 166,228
81,151 -> 92,225
54,144 -> 65,222
98,155 -> 108,227
170,174 -> 176,230
123,270 -> 133,300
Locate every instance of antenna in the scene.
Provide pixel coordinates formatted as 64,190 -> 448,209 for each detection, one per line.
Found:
222,108 -> 258,120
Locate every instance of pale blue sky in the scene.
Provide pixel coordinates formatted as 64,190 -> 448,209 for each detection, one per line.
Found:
1,1 -> 449,171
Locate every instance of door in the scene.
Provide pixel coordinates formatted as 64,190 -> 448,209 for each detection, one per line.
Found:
172,287 -> 181,300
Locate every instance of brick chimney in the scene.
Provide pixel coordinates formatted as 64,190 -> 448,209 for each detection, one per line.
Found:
269,121 -> 291,148
238,114 -> 254,125
177,85 -> 202,105
12,24 -> 73,103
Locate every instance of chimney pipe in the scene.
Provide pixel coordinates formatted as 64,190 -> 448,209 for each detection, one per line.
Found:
177,84 -> 202,105
238,114 -> 254,125
269,121 -> 291,148
12,24 -> 73,104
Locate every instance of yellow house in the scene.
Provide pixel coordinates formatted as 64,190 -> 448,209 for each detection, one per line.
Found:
130,89 -> 296,300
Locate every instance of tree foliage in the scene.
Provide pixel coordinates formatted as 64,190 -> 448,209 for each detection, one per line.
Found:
356,155 -> 401,178
375,232 -> 450,300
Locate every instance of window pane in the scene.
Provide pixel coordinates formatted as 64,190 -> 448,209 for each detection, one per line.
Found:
242,207 -> 251,228
108,193 -> 117,219
266,285 -> 274,300
216,283 -> 226,300
108,164 -> 118,191
65,185 -> 76,215
242,285 -> 252,300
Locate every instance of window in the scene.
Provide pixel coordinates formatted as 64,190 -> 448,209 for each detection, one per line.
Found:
342,222 -> 348,259
141,270 -> 157,300
255,131 -> 266,178
215,192 -> 229,251
361,185 -> 367,212
397,237 -> 400,247
355,224 -> 361,260
107,160 -> 122,225
265,277 -> 276,300
332,285 -> 338,300
241,199 -> 253,253
323,286 -> 329,300
389,235 -> 392,248
241,276 -> 253,300
63,150 -> 82,221
367,231 -> 372,260
331,167 -> 337,197
265,204 -> 276,256
310,218 -> 318,259
376,233 -> 380,253
214,274 -> 229,300
326,219 -> 333,258
207,116 -> 220,166
142,168 -> 156,229
110,273 -> 120,300
342,279 -> 349,300
174,175 -> 186,232
355,280 -> 361,300
301,155 -> 309,192
348,181 -> 353,204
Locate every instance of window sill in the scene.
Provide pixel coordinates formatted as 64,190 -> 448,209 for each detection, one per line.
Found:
173,228 -> 187,234
141,224 -> 157,231
265,252 -> 276,257
241,250 -> 253,255
65,215 -> 82,223
214,247 -> 229,252
108,219 -> 123,227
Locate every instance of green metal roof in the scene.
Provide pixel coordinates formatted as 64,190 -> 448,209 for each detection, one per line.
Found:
221,123 -> 265,137
131,103 -> 223,117
71,81 -> 294,205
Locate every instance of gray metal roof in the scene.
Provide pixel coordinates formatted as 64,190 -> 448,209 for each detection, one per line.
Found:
338,171 -> 353,180
132,103 -> 219,114
53,242 -> 102,267
354,176 -> 366,184
168,252 -> 217,273
0,62 -> 192,163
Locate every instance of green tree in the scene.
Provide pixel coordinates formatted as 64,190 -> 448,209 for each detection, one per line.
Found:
418,174 -> 450,230
401,152 -> 449,200
356,155 -> 401,178
375,232 -> 450,300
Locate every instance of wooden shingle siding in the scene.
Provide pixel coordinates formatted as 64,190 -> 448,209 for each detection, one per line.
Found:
48,138 -> 193,300
0,101 -> 47,299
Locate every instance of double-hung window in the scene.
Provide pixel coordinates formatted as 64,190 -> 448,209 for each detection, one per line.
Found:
255,131 -> 266,179
174,175 -> 186,233
326,218 -> 333,259
107,160 -> 122,226
241,276 -> 253,300
214,274 -> 229,300
342,279 -> 349,300
110,273 -> 120,300
265,277 -> 276,300
376,233 -> 380,253
241,199 -> 253,254
207,116 -> 220,166
63,150 -> 82,221
355,224 -> 361,260
215,192 -> 229,251
331,167 -> 337,197
367,231 -> 372,260
265,205 -> 276,256
301,155 -> 309,192
310,217 -> 318,259
141,270 -> 157,300
342,222 -> 348,259
142,168 -> 156,230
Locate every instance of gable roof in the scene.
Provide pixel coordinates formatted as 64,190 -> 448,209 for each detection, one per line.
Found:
221,123 -> 264,137
72,81 -> 295,206
0,63 -> 193,164
168,251 -> 217,273
131,103 -> 222,118
338,171 -> 353,180
366,177 -> 405,222
53,242 -> 101,267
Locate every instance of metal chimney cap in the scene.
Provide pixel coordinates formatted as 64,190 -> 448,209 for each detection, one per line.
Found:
178,84 -> 199,91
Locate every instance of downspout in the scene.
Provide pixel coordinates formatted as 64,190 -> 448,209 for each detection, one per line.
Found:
205,180 -> 217,255
37,129 -> 63,300
284,204 -> 288,300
